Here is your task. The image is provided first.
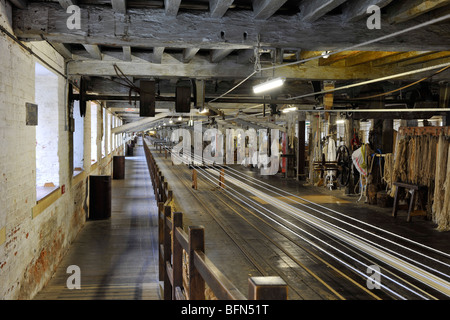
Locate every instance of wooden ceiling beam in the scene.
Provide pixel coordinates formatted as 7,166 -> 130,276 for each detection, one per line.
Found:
183,48 -> 200,63
51,42 -> 73,60
57,0 -> 76,10
83,44 -> 102,60
164,0 -> 181,16
387,0 -> 450,24
318,50 -> 360,66
252,0 -> 288,20
299,0 -> 348,23
372,51 -> 432,66
341,0 -> 393,22
153,47 -> 165,64
66,54 -> 450,81
211,49 -> 235,63
345,51 -> 400,66
8,0 -> 27,9
210,0 -> 234,18
122,46 -> 131,61
13,3 -> 450,51
111,0 -> 126,14
397,51 -> 450,66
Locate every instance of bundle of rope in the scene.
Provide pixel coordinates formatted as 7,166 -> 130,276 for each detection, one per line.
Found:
390,137 -> 408,197
432,134 -> 450,231
383,153 -> 394,195
390,134 -> 440,220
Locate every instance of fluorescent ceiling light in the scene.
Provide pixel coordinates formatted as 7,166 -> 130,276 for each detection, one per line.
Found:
253,77 -> 285,94
282,106 -> 297,113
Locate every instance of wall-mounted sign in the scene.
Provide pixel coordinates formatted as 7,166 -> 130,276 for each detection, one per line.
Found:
26,102 -> 38,126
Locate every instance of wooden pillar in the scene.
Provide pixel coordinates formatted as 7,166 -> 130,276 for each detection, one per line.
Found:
345,119 -> 354,195
440,82 -> 450,125
323,81 -> 334,122
192,169 -> 197,190
297,119 -> 306,180
172,212 -> 183,299
382,119 -> 394,153
309,114 -> 320,184
188,226 -> 205,300
163,205 -> 172,300
248,276 -> 287,300
158,202 -> 164,281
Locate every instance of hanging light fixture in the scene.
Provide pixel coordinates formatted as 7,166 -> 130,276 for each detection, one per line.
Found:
253,77 -> 285,94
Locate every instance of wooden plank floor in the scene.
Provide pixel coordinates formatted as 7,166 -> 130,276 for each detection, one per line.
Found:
34,140 -> 161,300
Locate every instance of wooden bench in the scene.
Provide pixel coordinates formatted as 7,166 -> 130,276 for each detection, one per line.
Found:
392,182 -> 427,222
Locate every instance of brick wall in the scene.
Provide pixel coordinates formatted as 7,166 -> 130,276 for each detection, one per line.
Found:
0,0 -> 125,299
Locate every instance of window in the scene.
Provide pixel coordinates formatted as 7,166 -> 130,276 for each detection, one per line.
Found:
35,62 -> 59,200
73,99 -> 84,174
91,102 -> 98,164
101,107 -> 106,158
107,112 -> 111,154
111,115 -> 116,151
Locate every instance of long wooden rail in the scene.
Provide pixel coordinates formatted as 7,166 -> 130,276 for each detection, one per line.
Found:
143,138 -> 288,300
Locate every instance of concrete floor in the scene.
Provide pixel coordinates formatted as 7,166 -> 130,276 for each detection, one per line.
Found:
34,142 -> 160,300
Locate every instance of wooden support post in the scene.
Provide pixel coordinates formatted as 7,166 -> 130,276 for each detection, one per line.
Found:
382,119 -> 394,153
219,168 -> 225,188
188,226 -> 205,300
159,175 -> 165,202
192,169 -> 197,190
172,212 -> 183,299
309,114 -> 320,185
158,202 -> 165,281
163,205 -> 172,300
345,119 -> 354,194
297,119 -> 305,180
407,189 -> 416,223
323,81 -> 334,121
163,181 -> 168,202
248,276 -> 288,300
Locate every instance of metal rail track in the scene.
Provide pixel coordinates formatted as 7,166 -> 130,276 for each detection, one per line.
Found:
166,154 -> 386,300
151,144 -> 450,300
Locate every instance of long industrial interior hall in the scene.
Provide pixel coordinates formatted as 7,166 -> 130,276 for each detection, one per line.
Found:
1,0 -> 450,303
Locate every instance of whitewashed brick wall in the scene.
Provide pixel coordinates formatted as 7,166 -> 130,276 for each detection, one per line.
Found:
0,0 -> 127,299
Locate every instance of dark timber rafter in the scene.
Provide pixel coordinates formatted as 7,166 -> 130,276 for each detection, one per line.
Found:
209,0 -> 234,18
12,3 -> 450,52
